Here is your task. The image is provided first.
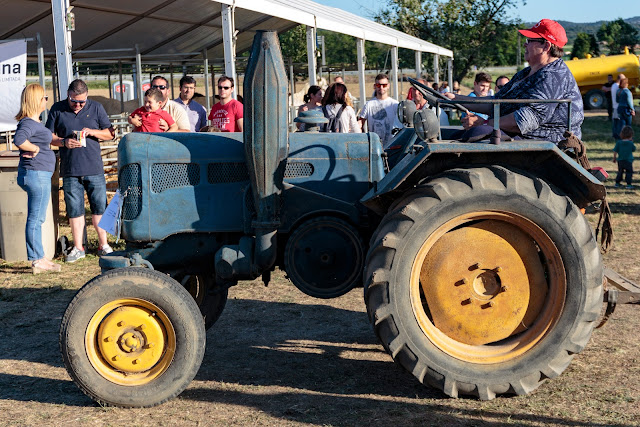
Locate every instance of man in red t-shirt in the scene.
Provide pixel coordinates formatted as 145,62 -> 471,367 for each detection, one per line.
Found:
208,76 -> 243,132
130,88 -> 176,132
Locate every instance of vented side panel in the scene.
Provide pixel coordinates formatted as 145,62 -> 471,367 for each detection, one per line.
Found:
151,163 -> 200,193
208,162 -> 249,183
284,161 -> 314,178
119,163 -> 142,220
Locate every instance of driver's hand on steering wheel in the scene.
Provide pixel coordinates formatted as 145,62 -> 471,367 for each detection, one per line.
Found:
462,113 -> 486,130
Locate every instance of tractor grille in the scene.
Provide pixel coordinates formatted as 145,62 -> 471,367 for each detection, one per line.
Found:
284,161 -> 314,178
119,163 -> 142,220
151,163 -> 200,193
207,162 -> 249,183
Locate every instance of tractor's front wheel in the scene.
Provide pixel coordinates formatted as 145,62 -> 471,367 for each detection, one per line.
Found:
365,167 -> 603,400
60,268 -> 206,407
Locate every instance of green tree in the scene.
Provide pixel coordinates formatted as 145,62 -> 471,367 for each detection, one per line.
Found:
375,0 -> 526,82
597,18 -> 639,54
279,25 -> 308,63
571,32 -> 600,59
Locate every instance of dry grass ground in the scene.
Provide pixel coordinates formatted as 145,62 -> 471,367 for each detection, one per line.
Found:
0,115 -> 638,426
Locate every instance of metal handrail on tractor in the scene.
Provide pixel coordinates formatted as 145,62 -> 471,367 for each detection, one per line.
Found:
436,98 -> 573,134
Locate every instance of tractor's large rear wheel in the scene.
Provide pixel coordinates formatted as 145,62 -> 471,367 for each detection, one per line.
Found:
60,268 -> 206,407
365,167 -> 603,400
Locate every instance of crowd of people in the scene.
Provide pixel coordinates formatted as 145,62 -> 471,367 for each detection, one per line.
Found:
12,19 -> 636,273
14,73 -> 246,273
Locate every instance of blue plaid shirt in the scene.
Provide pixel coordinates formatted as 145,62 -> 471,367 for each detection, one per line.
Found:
494,59 -> 583,143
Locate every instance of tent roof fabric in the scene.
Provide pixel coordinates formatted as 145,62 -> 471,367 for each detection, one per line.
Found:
0,0 -> 452,61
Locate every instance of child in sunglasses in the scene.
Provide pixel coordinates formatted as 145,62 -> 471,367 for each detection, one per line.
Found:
129,88 -> 177,133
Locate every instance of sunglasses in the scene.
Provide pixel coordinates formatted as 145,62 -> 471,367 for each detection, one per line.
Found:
525,38 -> 546,45
496,85 -> 505,89
151,85 -> 167,90
69,98 -> 86,105
375,83 -> 389,88
218,86 -> 232,90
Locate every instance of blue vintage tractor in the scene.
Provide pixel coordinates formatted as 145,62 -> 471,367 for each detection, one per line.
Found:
60,31 -> 608,407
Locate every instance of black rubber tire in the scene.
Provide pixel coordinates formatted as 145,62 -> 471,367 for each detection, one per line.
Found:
60,268 -> 206,407
364,166 -> 603,400
585,89 -> 605,110
284,216 -> 364,298
180,274 -> 228,330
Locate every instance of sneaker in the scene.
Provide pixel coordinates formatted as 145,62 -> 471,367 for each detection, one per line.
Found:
65,247 -> 86,263
614,183 -> 621,188
626,185 -> 634,189
99,244 -> 114,256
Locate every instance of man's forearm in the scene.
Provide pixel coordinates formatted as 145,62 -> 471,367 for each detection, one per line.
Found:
91,127 -> 116,140
487,113 -> 520,133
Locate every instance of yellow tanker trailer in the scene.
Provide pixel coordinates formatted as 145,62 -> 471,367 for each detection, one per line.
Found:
565,47 -> 640,109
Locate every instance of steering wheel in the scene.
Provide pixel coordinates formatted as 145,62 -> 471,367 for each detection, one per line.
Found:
408,77 -> 468,113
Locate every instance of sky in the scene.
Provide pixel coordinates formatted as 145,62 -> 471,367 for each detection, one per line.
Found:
313,0 -> 639,24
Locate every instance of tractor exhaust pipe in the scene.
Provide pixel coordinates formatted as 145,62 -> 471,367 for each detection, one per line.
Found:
244,31 -> 289,273
215,31 -> 288,279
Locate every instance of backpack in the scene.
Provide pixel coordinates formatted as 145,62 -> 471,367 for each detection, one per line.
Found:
321,104 -> 346,133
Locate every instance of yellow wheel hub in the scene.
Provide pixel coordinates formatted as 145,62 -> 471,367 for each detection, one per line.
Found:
411,212 -> 566,364
86,298 -> 176,385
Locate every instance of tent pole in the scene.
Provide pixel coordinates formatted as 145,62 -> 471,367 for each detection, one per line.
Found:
356,38 -> 366,120
136,44 -> 143,106
36,33 -> 48,123
51,0 -> 73,96
391,46 -> 398,100
203,49 -> 211,115
221,4 -> 237,100
306,26 -> 317,86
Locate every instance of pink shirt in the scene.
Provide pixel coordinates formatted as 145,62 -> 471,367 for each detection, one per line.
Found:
131,107 -> 175,132
208,99 -> 243,132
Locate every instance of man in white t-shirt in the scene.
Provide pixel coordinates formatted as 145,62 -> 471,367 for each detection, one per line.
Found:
358,73 -> 400,147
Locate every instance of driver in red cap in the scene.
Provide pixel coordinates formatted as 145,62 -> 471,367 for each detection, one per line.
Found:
444,19 -> 583,144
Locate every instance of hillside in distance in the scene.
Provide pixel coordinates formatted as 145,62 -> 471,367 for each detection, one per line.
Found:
525,16 -> 640,43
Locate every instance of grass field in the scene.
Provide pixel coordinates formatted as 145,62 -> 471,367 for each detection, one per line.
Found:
0,114 -> 639,426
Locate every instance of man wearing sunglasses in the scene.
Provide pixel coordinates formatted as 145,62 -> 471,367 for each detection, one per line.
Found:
444,19 -> 583,144
495,75 -> 510,94
129,76 -> 190,132
208,76 -> 243,132
46,79 -> 116,262
358,73 -> 400,147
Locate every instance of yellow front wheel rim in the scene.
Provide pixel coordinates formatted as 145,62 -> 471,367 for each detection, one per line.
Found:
86,298 -> 176,385
411,211 -> 566,364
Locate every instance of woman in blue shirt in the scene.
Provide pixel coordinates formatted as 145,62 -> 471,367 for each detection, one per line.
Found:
14,84 -> 65,273
616,78 -> 636,128
443,19 -> 583,143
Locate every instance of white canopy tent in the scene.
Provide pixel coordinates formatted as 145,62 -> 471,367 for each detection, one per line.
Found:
3,0 -> 454,111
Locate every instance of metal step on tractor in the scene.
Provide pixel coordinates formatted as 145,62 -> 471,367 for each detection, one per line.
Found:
59,31 -> 640,408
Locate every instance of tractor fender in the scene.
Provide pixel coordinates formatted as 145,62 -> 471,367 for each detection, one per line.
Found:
361,141 -> 606,215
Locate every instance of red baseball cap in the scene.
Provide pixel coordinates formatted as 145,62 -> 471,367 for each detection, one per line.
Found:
518,19 -> 568,48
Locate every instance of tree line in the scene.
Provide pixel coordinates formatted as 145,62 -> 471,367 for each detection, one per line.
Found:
572,19 -> 639,59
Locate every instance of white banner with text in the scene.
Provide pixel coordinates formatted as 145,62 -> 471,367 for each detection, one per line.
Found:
0,40 -> 27,132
